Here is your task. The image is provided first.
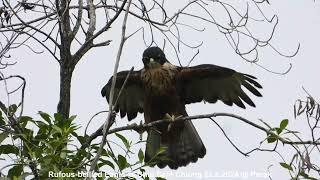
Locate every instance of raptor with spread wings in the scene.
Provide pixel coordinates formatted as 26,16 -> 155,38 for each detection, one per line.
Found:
101,47 -> 262,169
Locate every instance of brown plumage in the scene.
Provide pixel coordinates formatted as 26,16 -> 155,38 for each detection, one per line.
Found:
101,47 -> 262,169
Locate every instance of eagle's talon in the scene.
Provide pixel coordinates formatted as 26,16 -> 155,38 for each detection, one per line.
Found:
134,121 -> 146,137
165,113 -> 174,122
165,113 -> 183,131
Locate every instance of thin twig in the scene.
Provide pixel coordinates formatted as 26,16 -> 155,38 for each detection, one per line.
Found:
88,0 -> 133,173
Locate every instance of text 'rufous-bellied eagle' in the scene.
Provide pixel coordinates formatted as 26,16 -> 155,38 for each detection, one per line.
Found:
101,47 -> 262,169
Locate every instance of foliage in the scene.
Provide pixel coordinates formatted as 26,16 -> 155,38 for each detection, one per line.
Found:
264,112 -> 320,180
0,108 -> 168,179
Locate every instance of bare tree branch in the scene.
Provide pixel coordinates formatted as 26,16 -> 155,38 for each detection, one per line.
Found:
88,0 -> 133,173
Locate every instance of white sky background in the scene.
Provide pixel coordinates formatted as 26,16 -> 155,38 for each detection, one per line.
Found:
1,0 -> 320,179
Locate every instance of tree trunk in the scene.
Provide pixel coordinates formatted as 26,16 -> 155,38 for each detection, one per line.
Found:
56,0 -> 73,118
57,71 -> 71,118
57,60 -> 74,118
57,47 -> 74,118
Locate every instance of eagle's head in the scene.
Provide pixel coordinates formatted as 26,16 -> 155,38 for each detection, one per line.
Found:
142,47 -> 167,69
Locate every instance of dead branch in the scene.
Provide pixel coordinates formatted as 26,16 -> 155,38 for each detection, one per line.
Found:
88,0 -> 133,173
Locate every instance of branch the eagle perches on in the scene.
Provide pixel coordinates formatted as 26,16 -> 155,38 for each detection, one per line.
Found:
84,111 -> 320,155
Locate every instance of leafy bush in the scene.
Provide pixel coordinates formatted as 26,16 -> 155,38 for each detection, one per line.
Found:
0,108 -> 166,179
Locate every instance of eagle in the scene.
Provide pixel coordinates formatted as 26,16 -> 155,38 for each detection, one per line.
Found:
101,47 -> 262,169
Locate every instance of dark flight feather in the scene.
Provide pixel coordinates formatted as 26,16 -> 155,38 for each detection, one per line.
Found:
101,70 -> 144,121
178,64 -> 262,108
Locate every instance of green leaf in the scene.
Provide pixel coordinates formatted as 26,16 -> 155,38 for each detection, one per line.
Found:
20,172 -> 33,179
0,132 -> 9,143
140,168 -> 145,174
9,104 -> 18,115
117,154 -> 127,171
68,115 -> 77,122
36,121 -> 49,131
39,111 -> 51,124
299,171 -> 309,178
23,128 -> 34,139
156,177 -> 166,180
267,134 -> 278,143
138,149 -> 144,163
73,133 -> 88,145
279,162 -> 293,171
52,125 -> 63,135
99,159 -> 115,170
156,146 -> 167,156
97,176 -> 104,180
0,145 -> 19,155
19,116 -> 33,128
60,149 -> 67,159
280,119 -> 289,131
54,113 -> 64,123
0,118 -> 5,126
8,164 -> 23,178
299,171 -> 318,180
107,177 -> 117,180
115,133 -> 130,149
0,110 -> 5,125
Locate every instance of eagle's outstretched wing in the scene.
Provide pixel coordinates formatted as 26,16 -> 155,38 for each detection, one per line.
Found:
178,64 -> 262,108
101,70 -> 144,120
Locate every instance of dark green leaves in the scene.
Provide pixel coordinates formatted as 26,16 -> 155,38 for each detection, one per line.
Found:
0,111 -> 154,179
279,162 -> 293,171
275,119 -> 289,135
267,119 -> 290,143
73,133 -> 89,145
280,119 -> 289,130
39,111 -> 52,124
156,177 -> 166,180
117,154 -> 128,171
99,159 -> 115,170
8,104 -> 18,115
0,110 -> 5,125
0,144 -> 19,155
8,164 -> 23,178
0,132 -> 9,143
115,133 -> 130,150
145,146 -> 168,167
138,149 -> 144,163
19,116 -> 33,128
267,134 -> 278,143
54,113 -> 64,123
299,171 -> 318,180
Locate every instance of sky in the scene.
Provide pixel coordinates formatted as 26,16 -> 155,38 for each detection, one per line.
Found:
1,0 -> 320,179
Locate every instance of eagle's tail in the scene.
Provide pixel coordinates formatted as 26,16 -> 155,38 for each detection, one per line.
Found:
144,121 -> 206,169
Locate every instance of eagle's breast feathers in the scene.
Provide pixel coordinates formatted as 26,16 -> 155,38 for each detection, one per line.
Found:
141,62 -> 178,96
